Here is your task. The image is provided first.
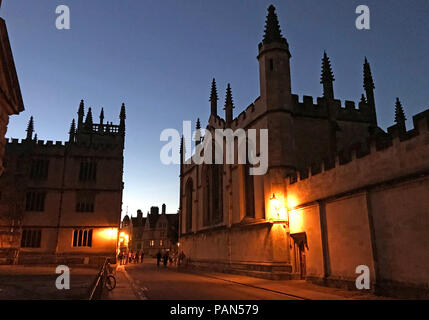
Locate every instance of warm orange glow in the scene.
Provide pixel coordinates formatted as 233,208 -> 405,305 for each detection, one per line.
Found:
269,193 -> 287,220
119,231 -> 129,246
101,228 -> 118,240
289,209 -> 304,233
287,195 -> 298,209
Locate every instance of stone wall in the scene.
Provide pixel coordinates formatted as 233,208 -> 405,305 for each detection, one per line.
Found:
181,221 -> 292,278
0,137 -> 124,265
286,110 -> 429,297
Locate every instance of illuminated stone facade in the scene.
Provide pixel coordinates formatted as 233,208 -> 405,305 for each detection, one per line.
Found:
0,101 -> 125,265
122,205 -> 179,256
178,5 -> 429,298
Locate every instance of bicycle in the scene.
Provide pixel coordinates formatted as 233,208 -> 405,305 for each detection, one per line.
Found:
105,260 -> 116,291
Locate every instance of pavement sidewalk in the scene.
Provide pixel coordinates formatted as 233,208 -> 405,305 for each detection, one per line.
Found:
105,265 -> 145,300
0,265 -> 98,300
176,269 -> 385,300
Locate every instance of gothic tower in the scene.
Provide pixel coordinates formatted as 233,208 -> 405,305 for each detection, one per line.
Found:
258,5 -> 296,172
258,5 -> 292,110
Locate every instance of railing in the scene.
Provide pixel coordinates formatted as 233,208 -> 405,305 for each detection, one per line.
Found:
88,258 -> 111,300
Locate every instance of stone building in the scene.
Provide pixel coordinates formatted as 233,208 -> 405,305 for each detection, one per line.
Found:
179,5 -> 429,298
0,100 -> 125,265
121,204 -> 179,256
0,15 -> 24,176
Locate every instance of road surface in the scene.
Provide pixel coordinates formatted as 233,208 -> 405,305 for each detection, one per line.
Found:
122,260 -> 301,300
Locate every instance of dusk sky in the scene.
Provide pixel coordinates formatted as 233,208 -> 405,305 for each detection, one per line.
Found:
2,0 -> 429,218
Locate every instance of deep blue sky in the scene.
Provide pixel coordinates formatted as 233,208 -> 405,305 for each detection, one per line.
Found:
2,0 -> 429,218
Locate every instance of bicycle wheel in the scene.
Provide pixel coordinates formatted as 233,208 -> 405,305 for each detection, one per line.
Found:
106,275 -> 116,291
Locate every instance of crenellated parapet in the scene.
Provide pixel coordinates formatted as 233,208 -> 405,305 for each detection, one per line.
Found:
6,137 -> 123,153
210,92 -> 376,132
7,138 -> 66,149
287,108 -> 429,204
290,94 -> 375,123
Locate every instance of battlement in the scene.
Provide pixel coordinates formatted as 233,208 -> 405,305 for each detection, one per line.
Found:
6,137 -> 121,151
91,123 -> 120,134
212,115 -> 226,127
234,102 -> 257,127
291,94 -> 374,123
223,92 -> 375,131
223,97 -> 263,130
287,108 -> 429,204
7,138 -> 67,148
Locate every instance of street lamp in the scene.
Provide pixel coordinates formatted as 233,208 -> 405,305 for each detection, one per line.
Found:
270,193 -> 287,222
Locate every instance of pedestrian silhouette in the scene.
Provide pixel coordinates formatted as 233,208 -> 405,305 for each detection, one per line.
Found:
156,251 -> 162,267
163,251 -> 169,267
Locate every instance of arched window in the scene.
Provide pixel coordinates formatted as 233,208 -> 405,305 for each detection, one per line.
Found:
185,179 -> 193,233
203,171 -> 211,226
244,139 -> 255,218
202,164 -> 223,226
212,164 -> 223,223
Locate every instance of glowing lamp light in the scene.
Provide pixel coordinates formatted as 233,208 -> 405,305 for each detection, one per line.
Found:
270,193 -> 287,220
287,196 -> 298,209
101,228 -> 118,240
119,232 -> 129,246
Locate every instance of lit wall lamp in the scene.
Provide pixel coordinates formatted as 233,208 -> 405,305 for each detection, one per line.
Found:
270,193 -> 288,223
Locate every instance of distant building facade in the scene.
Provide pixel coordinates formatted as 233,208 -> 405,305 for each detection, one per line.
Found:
121,204 -> 179,256
0,16 -> 24,176
179,5 -> 429,298
0,101 -> 125,265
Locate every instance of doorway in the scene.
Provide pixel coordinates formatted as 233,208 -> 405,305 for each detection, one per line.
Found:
298,242 -> 306,279
291,232 -> 307,279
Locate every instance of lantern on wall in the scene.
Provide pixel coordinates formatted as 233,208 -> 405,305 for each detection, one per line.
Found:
270,193 -> 287,221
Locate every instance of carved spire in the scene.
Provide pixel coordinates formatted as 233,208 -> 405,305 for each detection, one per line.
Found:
84,107 -> 93,130
69,119 -> 76,142
394,97 -> 407,132
363,57 -> 375,92
195,118 -> 201,146
119,103 -> 126,134
363,57 -> 377,125
360,94 -> 367,104
210,78 -> 218,116
99,108 -> 104,125
262,5 -> 286,45
26,116 -> 34,140
224,83 -> 234,125
320,51 -> 335,100
77,99 -> 85,129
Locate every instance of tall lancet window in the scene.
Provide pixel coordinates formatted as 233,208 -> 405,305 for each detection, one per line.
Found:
202,140 -> 224,226
244,139 -> 255,218
203,171 -> 211,226
185,179 -> 193,233
212,163 -> 223,224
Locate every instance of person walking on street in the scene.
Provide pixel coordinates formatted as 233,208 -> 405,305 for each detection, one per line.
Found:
163,251 -> 169,267
156,251 -> 162,267
140,251 -> 144,264
178,251 -> 185,266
